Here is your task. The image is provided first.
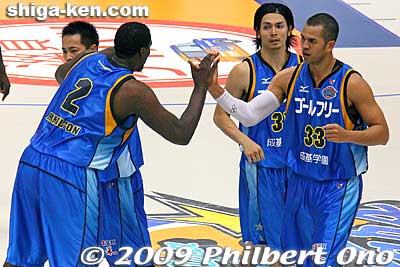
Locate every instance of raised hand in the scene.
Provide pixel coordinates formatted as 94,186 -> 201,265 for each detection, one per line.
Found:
189,51 -> 219,89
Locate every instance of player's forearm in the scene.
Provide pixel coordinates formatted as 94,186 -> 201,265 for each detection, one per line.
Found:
214,109 -> 249,146
0,63 -> 8,80
174,86 -> 208,145
0,61 -> 5,75
208,83 -> 225,99
347,124 -> 389,146
212,89 -> 280,127
0,48 -> 7,77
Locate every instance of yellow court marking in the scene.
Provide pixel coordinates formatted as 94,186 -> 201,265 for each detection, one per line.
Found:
157,204 -> 241,234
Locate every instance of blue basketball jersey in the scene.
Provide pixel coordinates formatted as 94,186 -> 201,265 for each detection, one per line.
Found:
239,51 -> 302,168
30,53 -> 137,171
97,132 -> 144,182
285,61 -> 368,180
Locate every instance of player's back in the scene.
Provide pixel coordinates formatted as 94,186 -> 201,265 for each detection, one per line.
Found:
30,52 -> 137,170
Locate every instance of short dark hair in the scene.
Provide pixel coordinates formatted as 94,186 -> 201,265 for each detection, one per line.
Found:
114,22 -> 151,58
306,13 -> 339,42
253,3 -> 294,50
62,21 -> 99,48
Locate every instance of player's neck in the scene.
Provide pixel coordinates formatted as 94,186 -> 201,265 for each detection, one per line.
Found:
308,54 -> 336,85
110,55 -> 134,71
260,47 -> 289,73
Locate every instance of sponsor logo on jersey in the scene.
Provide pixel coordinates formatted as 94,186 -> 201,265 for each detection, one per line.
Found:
321,86 -> 338,100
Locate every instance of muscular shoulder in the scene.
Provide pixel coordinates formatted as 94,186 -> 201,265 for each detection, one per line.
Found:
274,66 -> 297,89
225,60 -> 251,98
112,78 -> 152,120
118,78 -> 150,100
267,66 -> 297,101
346,71 -> 370,107
347,71 -> 364,88
231,60 -> 250,75
278,65 -> 297,77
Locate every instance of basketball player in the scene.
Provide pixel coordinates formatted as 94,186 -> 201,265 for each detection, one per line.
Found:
208,13 -> 389,267
213,3 -> 301,257
4,22 -> 218,267
0,46 -> 10,101
60,21 -> 150,266
61,21 -> 99,61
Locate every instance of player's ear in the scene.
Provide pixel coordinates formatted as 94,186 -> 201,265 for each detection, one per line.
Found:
89,44 -> 98,52
139,47 -> 149,57
288,25 -> 293,36
326,40 -> 335,52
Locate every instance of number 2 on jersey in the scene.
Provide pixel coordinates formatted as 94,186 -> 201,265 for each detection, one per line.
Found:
61,78 -> 93,116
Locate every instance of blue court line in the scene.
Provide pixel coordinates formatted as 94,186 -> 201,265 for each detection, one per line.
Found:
374,93 -> 400,98
0,93 -> 399,107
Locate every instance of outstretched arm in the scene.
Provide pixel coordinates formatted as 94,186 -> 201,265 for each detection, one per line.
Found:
112,52 -> 219,145
208,66 -> 294,127
0,47 -> 11,101
324,73 -> 389,146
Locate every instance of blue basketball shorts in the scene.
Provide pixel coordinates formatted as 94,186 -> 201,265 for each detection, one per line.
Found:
239,162 -> 287,250
5,148 -> 151,267
281,169 -> 362,267
99,171 -> 152,267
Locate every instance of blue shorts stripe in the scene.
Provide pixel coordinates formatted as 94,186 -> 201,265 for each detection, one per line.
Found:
326,176 -> 362,266
244,161 -> 263,244
82,169 -> 99,250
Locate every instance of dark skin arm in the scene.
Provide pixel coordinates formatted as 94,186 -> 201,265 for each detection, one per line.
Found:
55,50 -> 94,84
112,52 -> 219,145
0,47 -> 11,101
55,48 -> 219,144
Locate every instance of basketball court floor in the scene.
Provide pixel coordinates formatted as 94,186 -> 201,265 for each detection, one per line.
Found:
0,0 -> 399,266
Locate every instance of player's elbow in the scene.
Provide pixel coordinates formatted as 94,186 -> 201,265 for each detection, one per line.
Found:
213,112 -> 219,125
241,117 -> 260,128
242,121 -> 254,128
181,139 -> 191,145
381,127 -> 389,145
213,111 -> 225,127
174,127 -> 194,145
378,122 -> 390,145
175,135 -> 192,145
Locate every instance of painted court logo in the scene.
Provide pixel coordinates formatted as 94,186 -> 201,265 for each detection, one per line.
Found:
348,200 -> 400,266
146,193 -> 400,266
0,19 -> 256,88
79,195 -> 398,266
171,38 -> 249,62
